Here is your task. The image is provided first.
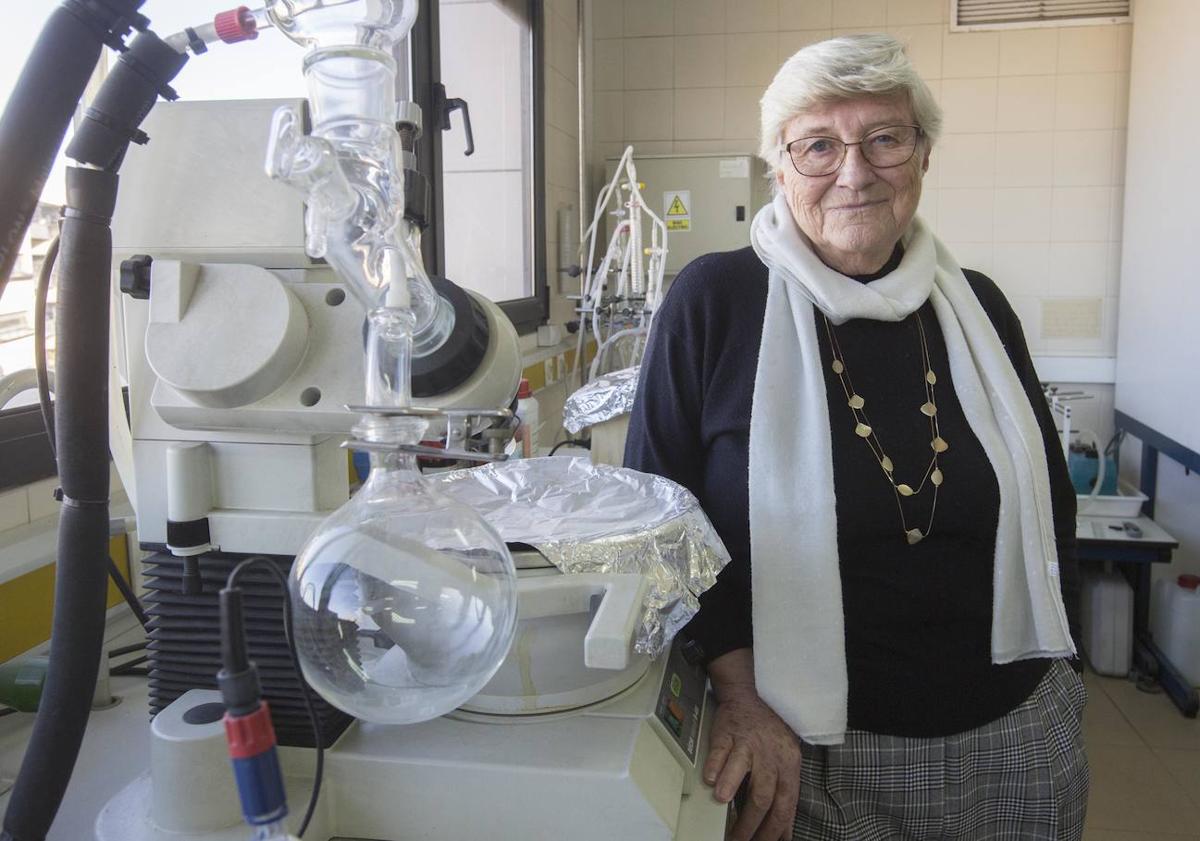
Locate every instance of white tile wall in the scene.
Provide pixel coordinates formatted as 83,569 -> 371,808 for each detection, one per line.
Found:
592,0 -> 623,39
886,0 -> 943,27
890,24 -> 942,79
722,86 -> 760,141
833,0 -> 887,29
623,36 -> 674,90
725,32 -> 778,86
1048,242 -> 1112,297
940,78 -> 999,133
1052,130 -> 1113,186
996,76 -> 1056,132
726,0 -> 777,34
1058,25 -> 1118,74
625,89 -> 675,139
624,0 -> 673,37
993,188 -> 1052,242
994,132 -> 1054,187
589,3 -> 1132,355
938,133 -> 996,189
779,1 -> 833,30
1050,187 -> 1112,242
938,188 -> 995,242
674,0 -> 724,35
674,88 -> 725,139
998,28 -> 1058,76
993,243 -> 1050,297
1055,73 -> 1117,130
674,34 -> 725,88
942,30 -> 999,78
778,29 -> 834,62
594,38 -> 623,90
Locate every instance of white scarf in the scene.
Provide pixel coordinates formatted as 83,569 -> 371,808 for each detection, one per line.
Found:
748,193 -> 1075,745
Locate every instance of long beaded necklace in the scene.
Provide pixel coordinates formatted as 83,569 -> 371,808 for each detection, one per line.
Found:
822,310 -> 947,545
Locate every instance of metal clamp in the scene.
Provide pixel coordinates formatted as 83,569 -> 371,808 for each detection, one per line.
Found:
343,404 -> 514,463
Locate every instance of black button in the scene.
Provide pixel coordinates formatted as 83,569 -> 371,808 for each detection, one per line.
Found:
182,701 -> 226,725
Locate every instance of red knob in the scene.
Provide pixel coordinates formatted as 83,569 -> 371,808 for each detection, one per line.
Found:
214,6 -> 258,44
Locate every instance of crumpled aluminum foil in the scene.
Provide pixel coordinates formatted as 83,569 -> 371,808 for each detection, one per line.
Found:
433,457 -> 730,657
562,366 -> 640,434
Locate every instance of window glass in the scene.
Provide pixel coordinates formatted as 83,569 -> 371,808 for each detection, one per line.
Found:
439,0 -> 536,303
0,3 -> 309,409
0,7 -> 67,407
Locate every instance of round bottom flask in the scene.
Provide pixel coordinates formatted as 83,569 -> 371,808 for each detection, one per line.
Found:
289,442 -> 518,725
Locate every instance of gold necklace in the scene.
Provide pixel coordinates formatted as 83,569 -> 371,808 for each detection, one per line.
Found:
822,311 -> 946,545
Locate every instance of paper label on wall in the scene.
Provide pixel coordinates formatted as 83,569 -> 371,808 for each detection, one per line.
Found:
664,190 -> 691,232
719,158 -> 749,179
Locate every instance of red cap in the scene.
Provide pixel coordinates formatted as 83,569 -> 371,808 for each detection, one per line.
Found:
224,701 -> 277,759
214,6 -> 258,43
517,378 -> 532,399
1178,574 -> 1200,591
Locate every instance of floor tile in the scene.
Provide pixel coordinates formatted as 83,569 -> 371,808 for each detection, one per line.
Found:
1085,671 -> 1147,747
1156,749 -> 1200,809
1101,676 -> 1200,751
1084,743 -> 1200,835
1085,831 -> 1200,840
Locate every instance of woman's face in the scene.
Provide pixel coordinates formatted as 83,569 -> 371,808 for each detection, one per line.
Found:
776,93 -> 930,276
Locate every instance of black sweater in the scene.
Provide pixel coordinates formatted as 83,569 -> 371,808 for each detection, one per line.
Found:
624,246 -> 1081,737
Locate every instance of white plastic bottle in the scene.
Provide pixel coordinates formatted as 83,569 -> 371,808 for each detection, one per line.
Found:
515,378 -> 540,459
1151,574 -> 1200,686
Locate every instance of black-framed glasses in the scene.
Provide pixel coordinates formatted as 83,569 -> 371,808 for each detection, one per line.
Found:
783,124 -> 924,177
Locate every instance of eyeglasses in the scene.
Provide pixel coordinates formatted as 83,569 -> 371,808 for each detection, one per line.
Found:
783,124 -> 924,177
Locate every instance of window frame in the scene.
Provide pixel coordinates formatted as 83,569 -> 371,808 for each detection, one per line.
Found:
0,403 -> 55,492
412,0 -> 548,335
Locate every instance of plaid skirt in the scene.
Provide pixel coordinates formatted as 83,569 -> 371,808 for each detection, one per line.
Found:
793,658 -> 1089,840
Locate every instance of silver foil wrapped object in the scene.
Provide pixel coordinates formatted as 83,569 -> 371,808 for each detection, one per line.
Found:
562,366 -> 640,434
434,457 -> 730,657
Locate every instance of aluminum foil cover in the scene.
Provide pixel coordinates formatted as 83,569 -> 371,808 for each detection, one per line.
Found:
562,366 -> 640,434
434,457 -> 730,656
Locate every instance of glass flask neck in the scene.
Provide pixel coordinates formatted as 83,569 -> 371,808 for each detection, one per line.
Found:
366,448 -> 420,475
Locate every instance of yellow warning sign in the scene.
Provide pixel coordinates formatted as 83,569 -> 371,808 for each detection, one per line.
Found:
663,189 -> 691,232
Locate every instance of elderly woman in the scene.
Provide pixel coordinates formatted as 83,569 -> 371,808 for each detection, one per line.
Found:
625,35 -> 1087,841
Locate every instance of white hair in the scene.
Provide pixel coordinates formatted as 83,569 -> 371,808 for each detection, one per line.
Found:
758,34 -> 943,176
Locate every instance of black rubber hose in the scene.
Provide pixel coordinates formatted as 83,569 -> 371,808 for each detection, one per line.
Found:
67,30 -> 187,170
1,166 -> 119,841
0,0 -> 144,294
37,233 -> 150,631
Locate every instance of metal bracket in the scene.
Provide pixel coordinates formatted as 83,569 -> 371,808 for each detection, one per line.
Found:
343,404 -> 513,463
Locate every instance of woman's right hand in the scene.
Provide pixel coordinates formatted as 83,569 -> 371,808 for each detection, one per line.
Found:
704,649 -> 803,841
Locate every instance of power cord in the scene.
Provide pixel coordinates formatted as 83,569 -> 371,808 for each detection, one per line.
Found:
549,438 -> 590,456
220,556 -> 323,838
34,233 -> 57,456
